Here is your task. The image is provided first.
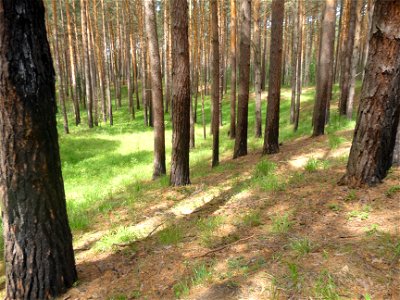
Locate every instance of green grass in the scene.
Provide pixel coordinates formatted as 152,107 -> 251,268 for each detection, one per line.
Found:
385,185 -> 400,198
173,263 -> 213,298
95,226 -> 138,252
242,211 -> 262,227
196,216 -> 225,247
158,224 -> 184,246
314,271 -> 339,300
289,238 -> 313,256
270,213 -> 293,234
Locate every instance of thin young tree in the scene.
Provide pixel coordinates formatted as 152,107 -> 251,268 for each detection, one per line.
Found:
80,0 -> 93,128
312,0 -> 337,136
170,0 -> 191,186
233,0 -> 251,158
229,0 -> 237,139
52,0 -> 69,134
211,0 -> 220,167
339,0 -> 359,116
253,0 -> 262,138
144,0 -> 166,178
339,0 -> 400,187
263,0 -> 285,155
0,0 -> 77,298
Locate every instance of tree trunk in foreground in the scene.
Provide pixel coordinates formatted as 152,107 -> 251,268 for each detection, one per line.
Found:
170,0 -> 191,186
233,0 -> 251,158
312,0 -> 336,136
263,0 -> 285,155
339,0 -> 400,187
144,0 -> 166,178
211,0 -> 220,167
0,1 -> 77,298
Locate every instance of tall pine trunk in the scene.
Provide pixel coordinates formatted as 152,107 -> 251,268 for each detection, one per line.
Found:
170,0 -> 191,186
339,0 -> 400,187
144,0 -> 166,178
263,0 -> 285,155
233,0 -> 251,158
0,1 -> 77,297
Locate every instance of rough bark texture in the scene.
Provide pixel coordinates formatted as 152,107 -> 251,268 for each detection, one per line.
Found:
144,0 -> 166,178
339,0 -> 400,187
312,0 -> 336,136
253,0 -> 262,138
211,0 -> 220,167
0,1 -> 77,298
170,0 -> 191,186
233,0 -> 251,159
229,0 -> 237,140
263,0 -> 284,155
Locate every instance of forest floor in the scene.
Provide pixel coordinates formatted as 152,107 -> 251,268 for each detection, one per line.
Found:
0,85 -> 399,299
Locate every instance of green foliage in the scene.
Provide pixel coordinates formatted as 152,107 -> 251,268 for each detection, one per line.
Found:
289,238 -> 313,256
173,280 -> 190,298
314,271 -> 339,300
252,160 -> 286,192
253,160 -> 277,178
270,213 -> 293,234
385,185 -> 400,198
348,205 -> 371,221
196,216 -> 224,247
191,263 -> 213,285
242,211 -> 262,227
344,189 -> 357,201
95,226 -> 137,252
158,224 -> 184,246
328,134 -> 346,149
304,158 -> 320,172
328,203 -> 341,212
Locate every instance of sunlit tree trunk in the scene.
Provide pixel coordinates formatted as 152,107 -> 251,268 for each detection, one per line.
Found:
312,0 -> 337,136
52,0 -> 69,134
80,0 -> 93,127
211,0 -> 220,167
65,0 -> 80,125
233,0 -> 251,158
100,0 -> 113,125
145,0 -> 166,178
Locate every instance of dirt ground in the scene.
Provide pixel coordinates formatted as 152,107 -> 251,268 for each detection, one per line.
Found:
61,131 -> 400,300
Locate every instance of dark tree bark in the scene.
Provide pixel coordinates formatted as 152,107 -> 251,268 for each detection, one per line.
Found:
229,0 -> 237,140
263,0 -> 284,155
312,0 -> 337,136
211,0 -> 220,167
233,0 -> 251,158
170,0 -> 191,186
0,1 -> 77,298
144,0 -> 166,178
339,0 -> 400,187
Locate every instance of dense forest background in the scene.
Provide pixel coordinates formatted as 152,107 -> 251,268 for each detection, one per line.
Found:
0,0 -> 399,299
